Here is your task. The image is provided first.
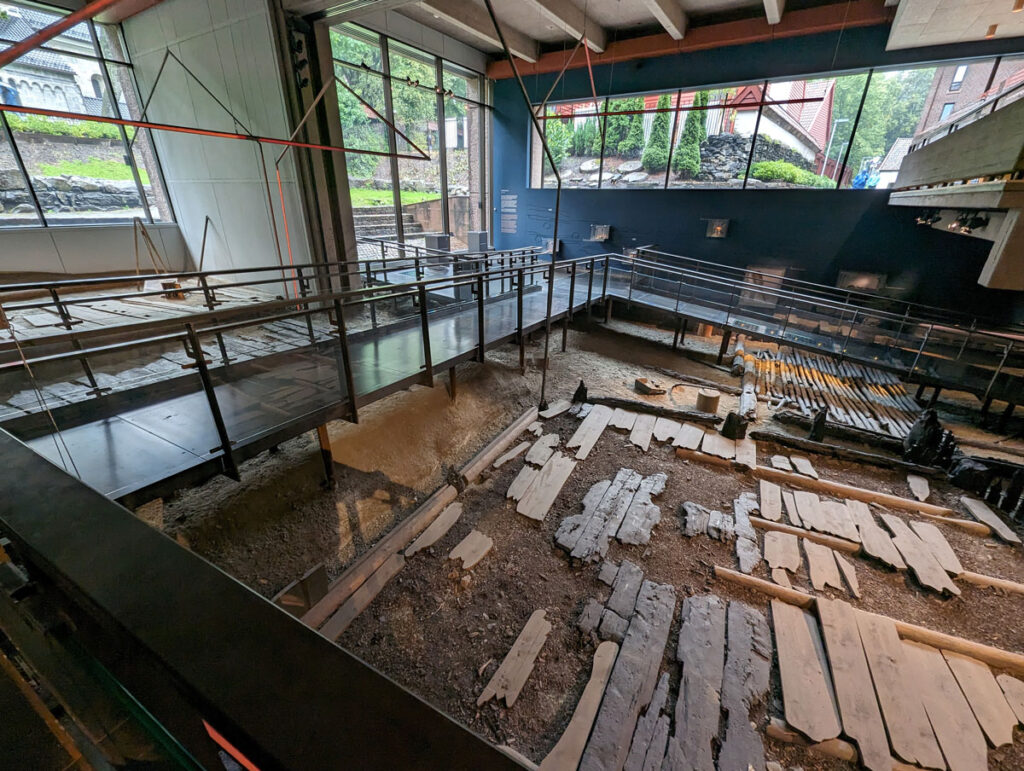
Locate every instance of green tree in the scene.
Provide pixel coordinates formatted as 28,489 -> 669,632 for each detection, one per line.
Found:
641,94 -> 672,172
572,118 -> 598,157
543,112 -> 572,173
604,97 -> 641,155
672,92 -> 706,179
617,109 -> 645,158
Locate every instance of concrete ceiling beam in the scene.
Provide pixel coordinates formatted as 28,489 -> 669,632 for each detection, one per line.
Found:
521,0 -> 608,52
420,0 -> 540,62
641,0 -> 688,40
764,0 -> 785,25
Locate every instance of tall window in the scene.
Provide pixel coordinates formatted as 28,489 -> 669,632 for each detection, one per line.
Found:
949,65 -> 968,91
330,22 -> 489,252
0,1 -> 171,227
939,102 -> 955,120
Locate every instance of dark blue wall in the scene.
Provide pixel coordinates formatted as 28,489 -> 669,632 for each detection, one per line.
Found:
491,25 -> 1024,321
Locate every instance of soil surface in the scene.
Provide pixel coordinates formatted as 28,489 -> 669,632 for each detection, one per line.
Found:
152,317 -> 1024,769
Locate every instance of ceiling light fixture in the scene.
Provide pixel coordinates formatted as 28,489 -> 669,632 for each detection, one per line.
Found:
986,23 -> 998,38
1013,0 -> 1023,13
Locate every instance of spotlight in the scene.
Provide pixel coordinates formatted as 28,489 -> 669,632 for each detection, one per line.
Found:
1014,0 -> 1023,12
959,213 -> 990,234
986,23 -> 998,38
915,209 -> 941,226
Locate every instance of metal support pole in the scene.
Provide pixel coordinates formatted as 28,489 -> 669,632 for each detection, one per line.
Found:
568,262 -> 577,321
517,267 -> 525,375
983,342 -> 1013,404
448,366 -> 457,401
186,323 -> 238,480
331,298 -> 358,423
316,424 -> 334,486
296,267 -> 316,344
418,283 -> 433,387
199,276 -> 231,365
717,328 -> 732,365
48,288 -> 101,390
539,255 -> 556,408
909,324 -> 933,378
586,257 -> 595,318
477,274 -> 486,362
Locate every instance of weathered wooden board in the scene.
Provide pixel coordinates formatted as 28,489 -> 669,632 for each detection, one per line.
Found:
493,441 -> 530,468
881,514 -> 960,595
771,599 -> 842,742
701,431 -> 736,460
834,553 -> 860,599
405,502 -> 463,556
517,453 -> 577,521
997,674 -> 1024,725
794,491 -> 826,534
682,502 -> 711,538
771,454 -> 794,472
759,480 -> 782,522
782,490 -> 802,527
617,473 -> 667,545
910,520 -> 964,575
320,553 -> 405,640
907,474 -> 931,502
567,404 -> 614,460
449,529 -> 493,569
540,399 -> 572,419
816,598 -> 891,771
478,609 -> 552,707
763,531 -> 801,572
624,673 -> 670,771
652,417 -> 682,443
672,423 -> 704,450
847,500 -> 906,570
640,716 -> 669,771
707,510 -> 735,542
580,581 -> 677,771
607,560 -> 644,618
772,568 -> 793,588
791,456 -> 819,479
904,642 -> 988,771
717,602 -> 771,771
818,500 -> 861,543
735,437 -> 757,469
507,465 -> 539,501
855,610 -> 944,768
630,413 -> 658,451
804,540 -> 844,592
526,434 -> 561,466
961,496 -> 1021,544
555,479 -> 612,554
556,469 -> 643,561
609,408 -> 638,431
540,641 -> 618,771
943,650 -> 1017,748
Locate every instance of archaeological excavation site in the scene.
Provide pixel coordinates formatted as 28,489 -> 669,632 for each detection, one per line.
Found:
2,1 -> 1024,769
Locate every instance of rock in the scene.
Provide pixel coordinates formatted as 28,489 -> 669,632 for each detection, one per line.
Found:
766,762 -> 784,771
12,204 -> 35,213
598,561 -> 618,586
579,158 -> 602,172
588,172 -> 601,182
617,160 -> 643,173
623,171 -> 648,183
903,409 -> 952,465
578,598 -> 604,635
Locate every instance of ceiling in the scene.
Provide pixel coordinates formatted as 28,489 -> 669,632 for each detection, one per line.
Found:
886,0 -> 1024,50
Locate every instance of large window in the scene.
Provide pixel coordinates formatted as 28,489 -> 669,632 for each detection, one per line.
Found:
0,1 -> 171,227
528,54 -> 1023,193
330,23 -> 488,252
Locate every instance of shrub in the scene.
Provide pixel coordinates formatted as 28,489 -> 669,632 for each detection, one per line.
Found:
617,112 -> 644,159
749,160 -> 833,188
7,113 -> 124,140
572,118 -> 598,157
672,92 -> 707,179
641,94 -> 671,172
544,115 -> 572,169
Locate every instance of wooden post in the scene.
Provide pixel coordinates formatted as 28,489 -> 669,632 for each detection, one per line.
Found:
717,329 -> 732,364
317,424 -> 334,485
448,366 -> 457,401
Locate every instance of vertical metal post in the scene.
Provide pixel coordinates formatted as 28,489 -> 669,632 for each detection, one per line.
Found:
586,257 -> 595,318
49,289 -> 100,390
909,324 -> 933,377
186,323 -> 238,480
983,342 -> 1013,404
296,267 -> 316,344
316,424 -> 335,486
842,309 -> 858,355
0,111 -> 46,225
741,81 -> 768,190
568,262 -> 577,321
517,267 -> 525,374
435,56 -> 451,236
380,36 -> 405,244
199,276 -> 230,364
331,298 -> 358,423
418,283 -> 433,386
477,273 -> 486,362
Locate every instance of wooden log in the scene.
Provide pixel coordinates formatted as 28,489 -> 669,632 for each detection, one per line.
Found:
652,366 -> 741,396
587,395 -> 722,426
461,407 -> 540,484
765,717 -> 919,771
320,553 -> 405,640
748,429 -> 943,478
772,409 -> 905,453
750,517 -> 860,554
302,485 -> 457,629
695,389 -> 721,414
958,570 -> 1024,596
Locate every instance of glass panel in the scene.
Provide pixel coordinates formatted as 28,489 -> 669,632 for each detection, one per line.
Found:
540,98 -> 602,190
748,74 -> 867,189
601,95 -> 650,189
444,95 -> 484,250
0,122 -> 40,226
388,40 -> 436,89
668,85 -> 762,188
390,77 -> 442,242
842,65 -> 937,189
330,22 -> 383,71
0,2 -> 92,56
335,62 -> 397,242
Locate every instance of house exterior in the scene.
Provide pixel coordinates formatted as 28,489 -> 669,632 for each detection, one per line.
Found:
875,137 -> 912,189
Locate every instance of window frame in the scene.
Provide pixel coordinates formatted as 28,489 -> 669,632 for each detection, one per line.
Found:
949,64 -> 968,92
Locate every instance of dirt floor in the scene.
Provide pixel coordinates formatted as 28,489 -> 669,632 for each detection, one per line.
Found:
153,315 -> 1024,770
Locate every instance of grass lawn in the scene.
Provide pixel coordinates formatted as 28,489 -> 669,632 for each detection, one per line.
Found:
349,187 -> 441,207
39,158 -> 150,184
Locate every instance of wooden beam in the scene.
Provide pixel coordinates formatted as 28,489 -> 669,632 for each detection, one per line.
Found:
421,0 -> 540,62
522,0 -> 607,52
641,0 -> 687,40
763,0 -> 785,25
488,0 -> 894,78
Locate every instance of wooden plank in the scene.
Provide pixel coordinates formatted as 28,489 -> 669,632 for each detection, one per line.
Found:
881,514 -> 960,596
772,568 -> 793,588
909,521 -> 963,575
667,598 -> 728,771
717,602 -> 771,771
556,478 -> 614,554
943,650 -> 1017,748
580,581 -> 676,771
652,417 -> 681,443
771,454 -> 794,472
624,673 -> 670,771
803,540 -> 843,592
701,431 -> 736,460
493,441 -> 530,468
672,423 -> 704,450
478,609 -> 552,707
526,434 -> 560,466
794,491 -> 826,533
567,403 -> 614,460
782,490 -> 802,527
461,407 -> 540,483
630,413 -> 657,451
834,553 -> 860,598
507,465 -> 540,501
996,674 -> 1024,725
405,502 -> 463,556
847,500 -> 906,571
759,480 -> 782,522
791,456 -> 819,479
735,437 -> 757,469
320,553 -> 405,640
557,470 -> 642,562
609,408 -> 638,431
763,531 -> 801,572
540,399 -> 572,418
907,474 -> 931,502
617,473 -> 667,545
449,530 -> 493,569
771,599 -> 841,742
540,641 -> 619,771
855,609 -> 944,769
607,560 -> 644,618
818,499 -> 861,543
517,453 -> 577,521
961,496 -> 1021,544
903,642 -> 988,771
816,598 -> 891,771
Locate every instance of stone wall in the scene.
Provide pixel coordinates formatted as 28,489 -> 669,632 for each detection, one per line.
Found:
691,133 -> 814,182
0,170 -> 144,214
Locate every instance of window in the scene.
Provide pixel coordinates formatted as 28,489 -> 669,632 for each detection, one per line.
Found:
949,65 -> 968,91
939,102 -> 956,120
329,22 -> 488,251
0,1 -> 171,227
